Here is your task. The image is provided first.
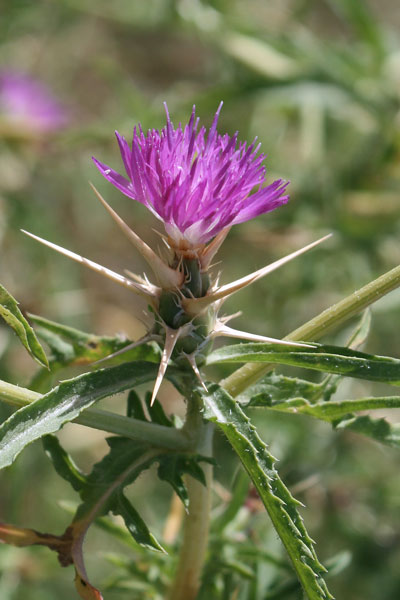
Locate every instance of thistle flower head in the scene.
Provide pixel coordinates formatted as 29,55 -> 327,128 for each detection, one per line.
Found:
93,103 -> 289,250
23,101 -> 328,404
0,71 -> 68,134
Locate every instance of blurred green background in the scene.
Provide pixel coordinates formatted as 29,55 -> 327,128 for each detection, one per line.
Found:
0,1 -> 400,598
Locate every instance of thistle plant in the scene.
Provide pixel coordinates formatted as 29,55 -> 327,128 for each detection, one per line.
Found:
1,104 -> 400,600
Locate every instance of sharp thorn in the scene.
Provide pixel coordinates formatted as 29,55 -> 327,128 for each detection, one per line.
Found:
183,234 -> 332,315
200,227 -> 231,270
92,334 -> 159,365
212,322 -> 315,348
219,311 -> 242,325
186,354 -> 208,391
124,269 -> 148,285
89,183 -> 183,289
151,326 -> 182,405
21,229 -> 159,300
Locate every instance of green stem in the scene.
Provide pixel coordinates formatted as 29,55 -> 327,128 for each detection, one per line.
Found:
167,399 -> 214,600
221,263 -> 400,396
0,379 -> 190,451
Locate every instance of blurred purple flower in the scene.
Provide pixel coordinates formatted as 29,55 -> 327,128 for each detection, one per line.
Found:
93,103 -> 289,248
0,71 -> 68,134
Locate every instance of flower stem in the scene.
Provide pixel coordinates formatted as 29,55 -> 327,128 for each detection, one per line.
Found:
221,262 -> 400,396
0,379 -> 190,451
167,408 -> 214,600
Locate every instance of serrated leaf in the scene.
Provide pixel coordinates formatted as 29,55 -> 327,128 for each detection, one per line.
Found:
42,434 -> 88,492
207,342 -> 400,386
78,437 -> 154,511
72,437 -> 165,555
0,284 -> 48,368
201,383 -> 333,600
263,549 -> 351,600
0,361 -> 158,469
29,441 -> 165,598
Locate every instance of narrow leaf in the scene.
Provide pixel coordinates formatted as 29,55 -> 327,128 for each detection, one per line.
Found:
72,438 -> 164,555
0,361 -> 158,469
30,313 -> 160,366
242,311 -> 372,409
316,309 -> 372,402
201,383 -> 332,600
157,454 -> 212,509
335,414 -> 400,447
208,342 -> 400,385
264,396 -> 400,422
115,491 -> 165,552
145,392 -> 173,427
254,396 -> 400,448
78,437 -> 154,510
42,434 -> 88,492
240,373 -> 325,408
126,389 -> 147,421
0,284 -> 48,368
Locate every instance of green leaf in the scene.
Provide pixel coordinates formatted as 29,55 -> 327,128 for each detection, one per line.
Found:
115,491 -> 165,552
242,311 -> 373,409
253,395 -> 400,448
42,434 -> 88,492
0,284 -> 48,368
145,392 -> 173,427
240,373 -> 325,408
335,414 -> 400,447
344,309 -> 371,349
74,436 -> 165,552
207,342 -> 400,386
317,309 -> 372,403
78,437 -> 152,509
264,550 -> 351,599
157,454 -> 212,509
201,383 -> 333,600
264,395 -> 400,421
0,361 -> 158,469
29,314 -> 160,372
126,389 -> 147,421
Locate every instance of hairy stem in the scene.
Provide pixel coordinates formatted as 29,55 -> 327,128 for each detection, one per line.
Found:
0,379 -> 190,451
222,262 -> 400,396
167,405 -> 214,600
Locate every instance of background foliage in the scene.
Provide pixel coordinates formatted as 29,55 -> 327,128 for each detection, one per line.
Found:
1,1 -> 400,598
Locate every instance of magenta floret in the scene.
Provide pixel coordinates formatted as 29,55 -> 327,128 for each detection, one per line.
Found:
93,103 -> 289,247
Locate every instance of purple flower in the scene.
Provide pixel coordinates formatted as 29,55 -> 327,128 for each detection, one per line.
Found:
93,103 -> 289,248
0,71 -> 68,134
